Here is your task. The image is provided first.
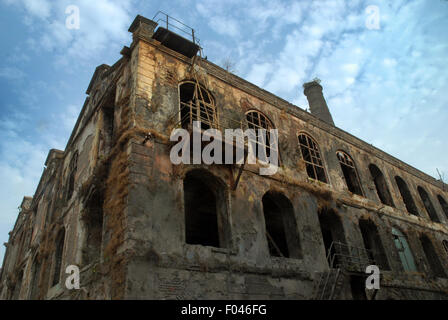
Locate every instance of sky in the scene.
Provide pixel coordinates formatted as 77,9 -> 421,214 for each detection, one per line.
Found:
0,0 -> 447,265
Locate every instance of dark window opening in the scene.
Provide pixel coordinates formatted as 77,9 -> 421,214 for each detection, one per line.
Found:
12,270 -> 23,300
298,133 -> 328,183
83,190 -> 104,265
262,191 -> 301,259
359,219 -> 390,270
368,164 -> 394,207
318,208 -> 346,268
420,235 -> 445,278
437,195 -> 448,220
336,151 -> 363,196
66,152 -> 78,201
179,82 -> 216,130
103,106 -> 114,147
246,110 -> 275,159
30,261 -> 41,300
392,227 -> 417,272
417,186 -> 440,223
395,176 -> 419,216
443,240 -> 448,256
52,229 -> 65,286
16,232 -> 25,266
350,275 -> 367,300
184,170 -> 228,248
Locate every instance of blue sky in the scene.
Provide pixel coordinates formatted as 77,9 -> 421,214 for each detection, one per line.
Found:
0,0 -> 447,264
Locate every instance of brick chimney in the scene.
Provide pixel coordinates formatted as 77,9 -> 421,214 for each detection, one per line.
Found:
303,80 -> 335,126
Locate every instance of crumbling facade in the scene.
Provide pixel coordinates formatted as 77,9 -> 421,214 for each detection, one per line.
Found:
1,14 -> 448,300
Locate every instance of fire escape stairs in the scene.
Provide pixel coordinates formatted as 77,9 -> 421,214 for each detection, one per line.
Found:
312,268 -> 344,300
312,241 -> 375,300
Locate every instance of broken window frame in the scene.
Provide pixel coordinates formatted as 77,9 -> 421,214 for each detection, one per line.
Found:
66,152 -> 78,201
298,133 -> 328,183
392,227 -> 417,272
437,195 -> 448,220
245,110 -> 276,160
419,234 -> 446,278
395,176 -> 419,216
11,269 -> 23,300
443,240 -> 448,256
29,259 -> 41,300
52,228 -> 66,287
336,150 -> 363,196
82,188 -> 104,265
178,81 -> 218,130
368,164 -> 394,207
417,186 -> 440,223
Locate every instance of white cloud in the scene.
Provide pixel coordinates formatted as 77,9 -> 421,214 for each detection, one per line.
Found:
246,63 -> 272,87
0,127 -> 47,265
383,58 -> 397,67
60,104 -> 79,131
208,16 -> 239,37
0,102 -> 81,263
3,0 -> 52,20
0,67 -> 26,81
23,0 -> 51,19
4,0 -> 133,64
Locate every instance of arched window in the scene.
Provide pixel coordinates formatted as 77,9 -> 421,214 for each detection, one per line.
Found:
437,195 -> 448,220
29,259 -> 41,300
417,186 -> 440,223
392,227 -> 417,272
245,110 -> 276,159
66,152 -> 78,201
183,170 -> 229,248
395,176 -> 419,216
443,240 -> 448,255
102,104 -> 115,153
336,151 -> 363,195
179,81 -> 216,130
83,189 -> 104,264
368,164 -> 394,207
358,219 -> 390,270
12,269 -> 23,300
262,191 -> 301,259
420,235 -> 445,278
318,208 -> 346,268
298,133 -> 328,183
52,228 -> 65,286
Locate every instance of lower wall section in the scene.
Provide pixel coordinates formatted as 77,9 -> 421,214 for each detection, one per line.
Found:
44,259 -> 448,300
125,263 -> 315,300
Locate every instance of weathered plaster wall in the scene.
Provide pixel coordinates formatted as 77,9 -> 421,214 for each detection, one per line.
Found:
1,16 -> 448,300
119,35 -> 448,299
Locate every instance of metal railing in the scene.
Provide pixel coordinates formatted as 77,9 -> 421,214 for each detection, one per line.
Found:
167,102 -> 278,156
177,100 -> 219,130
152,11 -> 198,44
327,241 -> 375,272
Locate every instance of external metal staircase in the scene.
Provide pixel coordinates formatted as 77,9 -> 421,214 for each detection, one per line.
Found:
312,241 -> 374,300
313,268 -> 344,300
